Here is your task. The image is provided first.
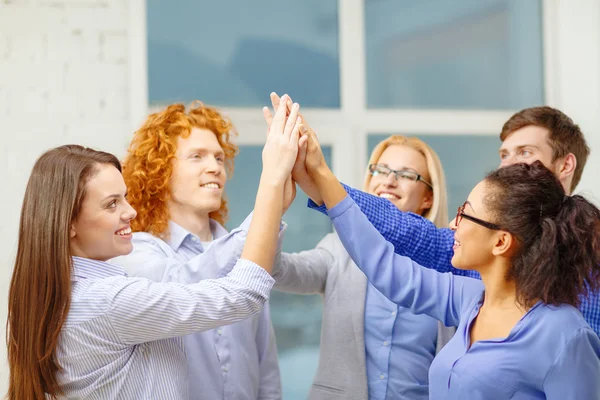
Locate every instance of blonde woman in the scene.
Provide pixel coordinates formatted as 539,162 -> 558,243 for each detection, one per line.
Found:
272,131 -> 454,400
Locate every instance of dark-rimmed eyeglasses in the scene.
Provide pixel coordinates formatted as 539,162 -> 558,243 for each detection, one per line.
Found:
456,202 -> 502,230
368,164 -> 433,189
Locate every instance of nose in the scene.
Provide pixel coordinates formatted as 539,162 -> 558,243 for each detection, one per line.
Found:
449,217 -> 457,230
384,172 -> 398,186
205,156 -> 223,175
123,202 -> 137,221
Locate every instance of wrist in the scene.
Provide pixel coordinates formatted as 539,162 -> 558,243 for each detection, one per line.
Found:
259,173 -> 286,190
309,163 -> 332,184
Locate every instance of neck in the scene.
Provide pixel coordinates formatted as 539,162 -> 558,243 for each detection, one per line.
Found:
478,259 -> 520,309
168,204 -> 213,241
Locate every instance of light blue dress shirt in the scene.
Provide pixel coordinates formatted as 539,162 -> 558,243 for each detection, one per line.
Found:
364,283 -> 438,400
57,256 -> 274,399
326,196 -> 600,399
111,214 -> 281,400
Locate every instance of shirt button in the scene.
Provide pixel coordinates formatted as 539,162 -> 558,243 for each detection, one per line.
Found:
380,374 -> 385,380
191,237 -> 197,242
223,366 -> 229,372
390,311 -> 396,317
217,329 -> 222,335
383,341 -> 389,346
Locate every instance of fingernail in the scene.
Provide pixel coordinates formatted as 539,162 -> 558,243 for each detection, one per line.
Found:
299,125 -> 307,133
293,103 -> 299,110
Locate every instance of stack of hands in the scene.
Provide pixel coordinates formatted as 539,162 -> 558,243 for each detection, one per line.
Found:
261,92 -> 330,212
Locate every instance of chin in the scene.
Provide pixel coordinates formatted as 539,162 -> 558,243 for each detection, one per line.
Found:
113,245 -> 134,259
450,256 -> 466,270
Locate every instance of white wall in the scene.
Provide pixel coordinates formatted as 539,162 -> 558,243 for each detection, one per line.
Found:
0,1 -> 143,393
544,0 -> 600,203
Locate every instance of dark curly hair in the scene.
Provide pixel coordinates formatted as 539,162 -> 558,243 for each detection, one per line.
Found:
484,161 -> 600,308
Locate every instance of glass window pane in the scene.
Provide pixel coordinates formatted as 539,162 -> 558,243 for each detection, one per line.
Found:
147,0 -> 339,108
365,0 -> 544,109
225,145 -> 333,400
367,134 -> 501,216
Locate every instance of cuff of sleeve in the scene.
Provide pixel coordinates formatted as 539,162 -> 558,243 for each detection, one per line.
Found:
230,259 -> 276,299
307,182 -> 354,214
307,198 -> 328,214
326,195 -> 355,219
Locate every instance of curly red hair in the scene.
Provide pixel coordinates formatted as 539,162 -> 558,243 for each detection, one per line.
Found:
123,101 -> 238,237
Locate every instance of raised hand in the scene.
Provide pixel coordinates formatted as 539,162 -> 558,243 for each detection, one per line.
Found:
263,92 -> 323,205
261,94 -> 301,186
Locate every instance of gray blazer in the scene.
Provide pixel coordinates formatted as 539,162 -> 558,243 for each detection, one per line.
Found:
273,232 -> 455,400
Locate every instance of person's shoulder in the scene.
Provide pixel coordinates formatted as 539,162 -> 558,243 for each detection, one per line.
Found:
536,303 -> 595,342
68,275 -> 133,324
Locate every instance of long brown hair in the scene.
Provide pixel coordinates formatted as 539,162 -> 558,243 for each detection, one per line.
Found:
7,145 -> 121,399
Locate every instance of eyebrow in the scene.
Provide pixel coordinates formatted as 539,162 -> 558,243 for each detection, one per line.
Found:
464,200 -> 475,212
186,148 -> 225,156
498,144 -> 540,154
377,163 -> 418,173
102,192 -> 127,202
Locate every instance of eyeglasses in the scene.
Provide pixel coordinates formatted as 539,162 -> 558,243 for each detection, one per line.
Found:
456,202 -> 502,230
368,164 -> 433,188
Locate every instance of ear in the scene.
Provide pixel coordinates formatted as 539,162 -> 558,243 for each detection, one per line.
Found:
558,153 -> 576,184
420,190 -> 434,212
70,225 -> 77,238
492,231 -> 514,257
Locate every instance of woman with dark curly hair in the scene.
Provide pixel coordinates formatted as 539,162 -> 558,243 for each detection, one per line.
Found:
299,124 -> 600,399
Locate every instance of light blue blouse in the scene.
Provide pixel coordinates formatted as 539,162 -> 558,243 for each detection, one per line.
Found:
327,195 -> 600,400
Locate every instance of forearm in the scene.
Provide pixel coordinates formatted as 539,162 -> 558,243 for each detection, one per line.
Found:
273,249 -> 331,294
307,183 -> 474,276
329,196 -> 483,326
310,165 -> 346,210
110,259 -> 275,345
242,176 -> 284,274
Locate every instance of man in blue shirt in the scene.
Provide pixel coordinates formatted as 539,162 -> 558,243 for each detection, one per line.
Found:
289,102 -> 600,336
112,101 -> 289,399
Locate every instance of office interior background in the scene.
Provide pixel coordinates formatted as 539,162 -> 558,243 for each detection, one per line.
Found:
1,0 -> 600,398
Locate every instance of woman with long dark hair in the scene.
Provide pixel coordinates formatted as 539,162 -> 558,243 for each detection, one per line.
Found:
299,124 -> 600,398
7,97 -> 302,399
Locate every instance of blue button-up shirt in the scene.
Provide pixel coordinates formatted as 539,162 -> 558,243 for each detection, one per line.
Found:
111,214 -> 281,400
326,196 -> 600,399
364,284 -> 437,400
57,256 -> 274,399
309,183 -> 600,336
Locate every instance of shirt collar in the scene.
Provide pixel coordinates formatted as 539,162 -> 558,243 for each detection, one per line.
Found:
71,256 -> 126,281
166,219 -> 229,251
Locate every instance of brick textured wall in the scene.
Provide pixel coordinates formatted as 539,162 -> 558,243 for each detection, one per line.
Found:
0,1 -> 136,392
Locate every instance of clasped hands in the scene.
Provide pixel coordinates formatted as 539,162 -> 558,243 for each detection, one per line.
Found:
262,92 -> 327,212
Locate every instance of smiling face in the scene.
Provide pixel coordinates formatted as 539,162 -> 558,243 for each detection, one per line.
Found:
366,144 -> 433,215
497,126 -> 570,189
70,163 -> 137,261
449,180 -> 505,271
168,127 -> 227,219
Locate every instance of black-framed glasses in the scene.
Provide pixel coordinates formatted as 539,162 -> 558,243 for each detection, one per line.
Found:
456,202 -> 502,231
368,164 -> 433,189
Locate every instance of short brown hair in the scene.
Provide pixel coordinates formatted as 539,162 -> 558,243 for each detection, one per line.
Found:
500,106 -> 590,192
